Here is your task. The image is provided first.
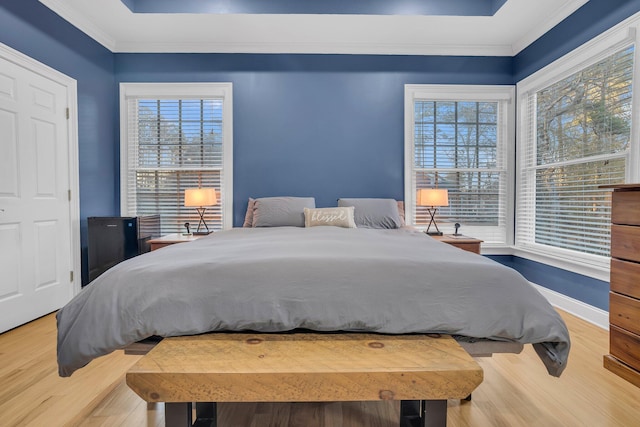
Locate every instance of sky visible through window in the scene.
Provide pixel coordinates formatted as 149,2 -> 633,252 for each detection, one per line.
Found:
414,100 -> 501,226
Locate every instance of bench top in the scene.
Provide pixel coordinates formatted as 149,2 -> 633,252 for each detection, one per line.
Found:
126,333 -> 483,403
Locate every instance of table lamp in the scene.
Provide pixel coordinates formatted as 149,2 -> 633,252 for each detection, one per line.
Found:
184,188 -> 217,235
417,188 -> 449,236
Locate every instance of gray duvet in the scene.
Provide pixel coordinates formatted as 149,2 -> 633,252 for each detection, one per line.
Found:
57,227 -> 570,377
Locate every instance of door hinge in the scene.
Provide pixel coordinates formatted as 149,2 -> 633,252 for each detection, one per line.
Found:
68,189 -> 71,201
70,271 -> 74,282
66,108 -> 70,119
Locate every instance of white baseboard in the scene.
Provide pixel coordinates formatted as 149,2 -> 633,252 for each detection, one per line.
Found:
531,282 -> 609,330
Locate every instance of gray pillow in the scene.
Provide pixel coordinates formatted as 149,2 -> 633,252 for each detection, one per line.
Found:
337,198 -> 402,229
252,197 -> 316,227
242,198 -> 255,227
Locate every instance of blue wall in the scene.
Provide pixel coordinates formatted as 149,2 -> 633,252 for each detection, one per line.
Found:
488,256 -> 609,311
115,54 -> 513,227
122,0 -> 506,16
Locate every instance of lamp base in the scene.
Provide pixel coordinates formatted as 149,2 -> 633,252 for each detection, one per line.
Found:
192,231 -> 212,236
425,231 -> 443,236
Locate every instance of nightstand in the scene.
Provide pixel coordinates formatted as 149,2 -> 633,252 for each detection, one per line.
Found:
148,233 -> 205,251
431,234 -> 483,254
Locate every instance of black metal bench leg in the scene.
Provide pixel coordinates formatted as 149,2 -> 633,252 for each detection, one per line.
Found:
400,400 -> 422,427
194,402 -> 217,427
423,400 -> 447,427
400,400 -> 447,427
164,402 -> 217,427
165,402 -> 192,427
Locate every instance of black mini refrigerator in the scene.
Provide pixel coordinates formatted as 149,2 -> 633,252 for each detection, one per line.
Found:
87,216 -> 160,283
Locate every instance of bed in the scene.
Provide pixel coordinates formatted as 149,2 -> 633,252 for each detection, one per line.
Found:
57,198 -> 570,378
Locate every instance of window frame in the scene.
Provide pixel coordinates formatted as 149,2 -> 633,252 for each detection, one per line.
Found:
515,23 -> 640,280
119,82 -> 234,231
404,84 -> 516,247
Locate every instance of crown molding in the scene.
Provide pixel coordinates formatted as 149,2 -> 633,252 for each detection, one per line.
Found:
114,40 -> 515,56
39,0 -> 584,57
510,0 -> 589,55
39,0 -> 117,51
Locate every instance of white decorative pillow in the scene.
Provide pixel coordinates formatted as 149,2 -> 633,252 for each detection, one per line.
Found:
304,207 -> 357,228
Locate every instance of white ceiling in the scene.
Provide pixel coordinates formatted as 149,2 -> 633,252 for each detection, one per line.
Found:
39,0 -> 589,56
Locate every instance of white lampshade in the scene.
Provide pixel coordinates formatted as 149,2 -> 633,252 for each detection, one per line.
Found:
184,188 -> 217,207
417,188 -> 449,207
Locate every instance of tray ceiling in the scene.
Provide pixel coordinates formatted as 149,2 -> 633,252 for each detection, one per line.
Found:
39,0 -> 589,56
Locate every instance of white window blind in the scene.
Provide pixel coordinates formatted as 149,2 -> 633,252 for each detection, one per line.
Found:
120,83 -> 233,234
405,85 -> 514,244
516,47 -> 633,265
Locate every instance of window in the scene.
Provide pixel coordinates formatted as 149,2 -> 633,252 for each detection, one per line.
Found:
120,83 -> 233,234
517,44 -> 634,268
405,85 -> 514,244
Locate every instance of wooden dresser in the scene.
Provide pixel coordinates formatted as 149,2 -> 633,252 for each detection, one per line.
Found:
602,184 -> 640,388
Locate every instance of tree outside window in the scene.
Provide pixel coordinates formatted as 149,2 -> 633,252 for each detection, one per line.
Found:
523,46 -> 632,257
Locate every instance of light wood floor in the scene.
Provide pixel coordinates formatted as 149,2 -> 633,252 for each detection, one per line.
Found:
1,309 -> 639,427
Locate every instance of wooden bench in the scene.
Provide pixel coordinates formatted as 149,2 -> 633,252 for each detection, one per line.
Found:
126,333 -> 483,427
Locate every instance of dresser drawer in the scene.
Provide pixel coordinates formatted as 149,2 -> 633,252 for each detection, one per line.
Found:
610,325 -> 640,372
612,190 -> 640,226
611,259 -> 640,299
610,292 -> 640,336
611,225 -> 640,263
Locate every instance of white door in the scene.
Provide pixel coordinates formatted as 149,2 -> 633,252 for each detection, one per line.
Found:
0,50 -> 74,333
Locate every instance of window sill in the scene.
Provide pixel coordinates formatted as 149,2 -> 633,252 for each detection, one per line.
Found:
481,245 -> 610,282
